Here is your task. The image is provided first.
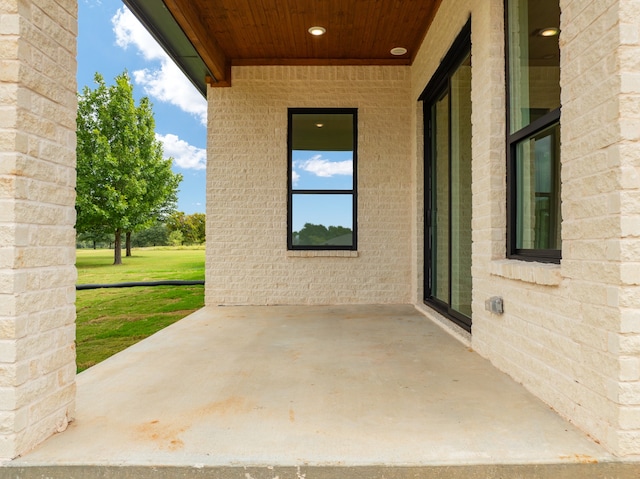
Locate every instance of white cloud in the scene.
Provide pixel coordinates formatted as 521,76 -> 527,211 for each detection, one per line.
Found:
157,133 -> 206,170
112,7 -> 207,125
112,7 -> 166,60
292,170 -> 300,186
295,154 -> 353,177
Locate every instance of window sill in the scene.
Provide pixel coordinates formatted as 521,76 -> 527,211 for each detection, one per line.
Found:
287,250 -> 359,258
490,259 -> 561,286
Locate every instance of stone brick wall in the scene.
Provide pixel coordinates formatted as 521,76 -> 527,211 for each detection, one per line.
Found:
0,0 -> 76,460
412,0 -> 640,456
206,66 -> 412,305
610,0 -> 640,455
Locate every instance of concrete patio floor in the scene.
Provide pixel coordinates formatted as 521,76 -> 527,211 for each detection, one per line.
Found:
6,305 -> 639,478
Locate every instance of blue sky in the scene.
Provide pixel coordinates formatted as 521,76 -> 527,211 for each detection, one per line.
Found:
78,0 -> 207,214
291,151 -> 353,190
78,1 -> 355,230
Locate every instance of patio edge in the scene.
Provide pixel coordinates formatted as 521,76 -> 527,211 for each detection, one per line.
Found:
1,462 -> 639,479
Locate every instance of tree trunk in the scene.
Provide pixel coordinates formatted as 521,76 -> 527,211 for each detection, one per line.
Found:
114,229 -> 122,265
126,231 -> 132,257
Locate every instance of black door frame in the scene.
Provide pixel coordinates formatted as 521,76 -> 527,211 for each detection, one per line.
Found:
420,18 -> 472,332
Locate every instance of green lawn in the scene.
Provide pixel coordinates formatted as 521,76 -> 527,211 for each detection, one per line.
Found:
76,246 -> 205,283
75,247 -> 205,372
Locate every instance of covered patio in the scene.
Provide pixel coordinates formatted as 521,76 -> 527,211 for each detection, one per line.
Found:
8,305 -> 634,478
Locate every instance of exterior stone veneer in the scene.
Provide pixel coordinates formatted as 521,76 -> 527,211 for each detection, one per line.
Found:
0,0 -> 76,460
206,65 -> 413,306
410,0 -> 640,456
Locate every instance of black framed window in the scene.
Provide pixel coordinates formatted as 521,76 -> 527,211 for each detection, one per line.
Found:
287,108 -> 357,250
506,0 -> 561,263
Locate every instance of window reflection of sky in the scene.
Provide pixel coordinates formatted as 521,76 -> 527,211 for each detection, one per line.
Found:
292,194 -> 353,232
292,150 -> 353,190
291,150 -> 354,232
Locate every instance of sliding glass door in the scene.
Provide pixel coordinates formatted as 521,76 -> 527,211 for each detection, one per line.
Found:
422,23 -> 472,331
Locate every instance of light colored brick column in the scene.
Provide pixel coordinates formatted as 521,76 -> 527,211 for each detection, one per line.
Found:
558,0 -> 640,455
0,0 -> 77,459
611,0 -> 640,456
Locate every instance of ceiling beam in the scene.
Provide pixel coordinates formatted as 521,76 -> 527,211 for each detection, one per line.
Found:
163,0 -> 232,87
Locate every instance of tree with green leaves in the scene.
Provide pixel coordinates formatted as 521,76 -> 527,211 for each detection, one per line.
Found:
131,221 -> 170,248
293,223 -> 352,246
76,72 -> 182,264
166,212 -> 206,245
184,212 -> 206,244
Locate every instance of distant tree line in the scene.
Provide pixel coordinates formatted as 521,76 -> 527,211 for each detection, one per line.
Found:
292,223 -> 352,246
77,212 -> 205,249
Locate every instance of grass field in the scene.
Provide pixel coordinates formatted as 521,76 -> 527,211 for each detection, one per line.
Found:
75,247 -> 205,372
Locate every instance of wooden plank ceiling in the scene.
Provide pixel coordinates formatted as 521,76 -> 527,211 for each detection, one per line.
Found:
162,0 -> 443,87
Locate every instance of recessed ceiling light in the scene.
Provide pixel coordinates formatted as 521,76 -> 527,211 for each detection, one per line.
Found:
538,27 -> 559,37
315,123 -> 324,128
390,47 -> 408,56
308,26 -> 326,36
